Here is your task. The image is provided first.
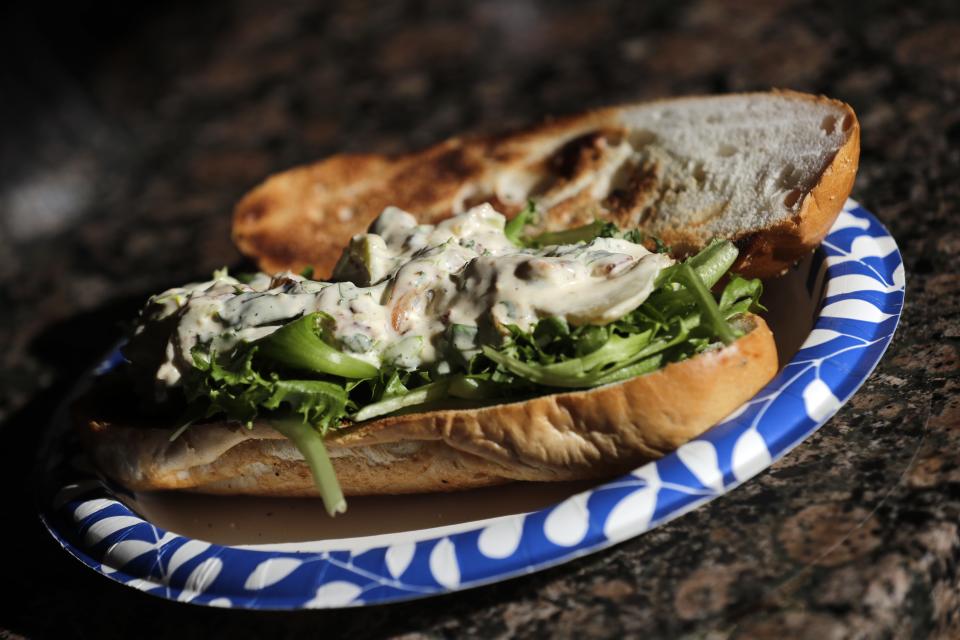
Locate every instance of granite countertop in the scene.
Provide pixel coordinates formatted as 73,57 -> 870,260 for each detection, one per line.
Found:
1,0 -> 958,637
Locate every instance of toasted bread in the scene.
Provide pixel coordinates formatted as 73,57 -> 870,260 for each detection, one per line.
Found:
234,91 -> 859,279
78,314 -> 777,496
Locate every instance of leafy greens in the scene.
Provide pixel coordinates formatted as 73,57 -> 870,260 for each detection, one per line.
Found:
156,217 -> 764,515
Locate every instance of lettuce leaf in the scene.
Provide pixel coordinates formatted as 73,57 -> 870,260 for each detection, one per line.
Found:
186,344 -> 348,431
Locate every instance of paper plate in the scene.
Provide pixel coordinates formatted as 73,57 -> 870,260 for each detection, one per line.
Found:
38,200 -> 904,609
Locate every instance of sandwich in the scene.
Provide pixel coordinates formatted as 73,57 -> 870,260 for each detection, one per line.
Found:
77,91 -> 859,516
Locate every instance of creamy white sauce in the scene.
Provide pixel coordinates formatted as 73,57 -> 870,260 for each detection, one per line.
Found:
136,204 -> 673,388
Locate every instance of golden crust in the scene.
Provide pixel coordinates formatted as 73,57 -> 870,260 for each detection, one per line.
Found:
76,315 -> 777,496
233,91 -> 859,280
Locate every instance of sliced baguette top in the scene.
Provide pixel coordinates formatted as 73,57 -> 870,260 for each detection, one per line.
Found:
77,314 -> 777,497
234,90 -> 859,279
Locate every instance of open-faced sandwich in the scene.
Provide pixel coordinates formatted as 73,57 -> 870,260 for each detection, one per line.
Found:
76,91 -> 859,515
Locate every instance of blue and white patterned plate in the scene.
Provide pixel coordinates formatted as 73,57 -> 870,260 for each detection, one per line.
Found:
38,200 -> 903,609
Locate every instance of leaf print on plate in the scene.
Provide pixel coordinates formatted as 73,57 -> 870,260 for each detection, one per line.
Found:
244,557 -> 304,590
802,377 -> 842,423
676,440 -> 724,493
103,539 -> 157,570
177,557 -> 223,602
477,518 -> 525,560
384,541 -> 416,579
543,492 -> 590,547
802,328 -> 844,349
849,234 -> 897,260
165,540 -> 210,578
429,538 -> 460,589
124,578 -> 160,592
83,516 -> 143,545
603,486 -> 658,540
731,428 -> 772,483
306,581 -> 363,608
827,273 -> 895,295
819,299 -> 894,323
72,498 -> 115,521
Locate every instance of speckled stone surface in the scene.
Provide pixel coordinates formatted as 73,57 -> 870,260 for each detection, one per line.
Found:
1,0 -> 958,637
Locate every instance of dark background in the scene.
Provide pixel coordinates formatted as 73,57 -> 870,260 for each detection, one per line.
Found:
1,1 -> 958,638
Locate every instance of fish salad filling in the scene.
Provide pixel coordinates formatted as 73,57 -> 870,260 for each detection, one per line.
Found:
123,203 -> 765,514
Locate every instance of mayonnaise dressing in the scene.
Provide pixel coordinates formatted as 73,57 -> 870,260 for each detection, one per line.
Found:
135,204 -> 673,387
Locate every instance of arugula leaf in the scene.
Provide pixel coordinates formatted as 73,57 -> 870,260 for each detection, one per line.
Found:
646,234 -> 672,254
352,372 -> 513,420
645,240 -> 739,320
527,218 -> 670,253
255,312 -> 378,379
270,417 -> 345,516
719,275 -> 765,317
686,239 -> 739,288
379,370 -> 411,398
588,354 -> 665,385
448,375 -> 507,399
504,200 -> 539,246
670,263 -> 738,345
354,379 -> 451,422
574,325 -> 608,357
532,220 -> 618,246
481,325 -> 678,389
533,316 -> 569,349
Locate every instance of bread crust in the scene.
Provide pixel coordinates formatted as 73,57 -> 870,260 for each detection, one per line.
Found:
77,315 -> 777,496
720,91 -> 861,278
233,91 -> 859,279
